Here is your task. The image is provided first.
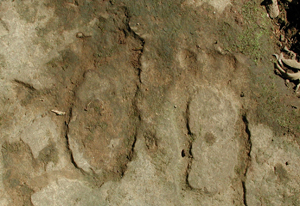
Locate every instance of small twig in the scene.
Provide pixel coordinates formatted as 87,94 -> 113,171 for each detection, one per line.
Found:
76,32 -> 91,39
51,109 -> 66,116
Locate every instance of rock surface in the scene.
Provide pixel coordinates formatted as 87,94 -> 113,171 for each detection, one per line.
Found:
0,0 -> 300,205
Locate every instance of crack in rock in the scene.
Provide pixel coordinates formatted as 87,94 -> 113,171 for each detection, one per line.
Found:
241,113 -> 252,206
184,97 -> 195,190
64,107 -> 83,172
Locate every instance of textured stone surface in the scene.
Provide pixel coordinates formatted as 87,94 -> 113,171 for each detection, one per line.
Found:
20,116 -> 59,158
183,0 -> 232,12
31,178 -> 105,206
246,124 -> 300,205
68,68 -> 137,177
188,87 -> 240,198
0,0 -> 300,205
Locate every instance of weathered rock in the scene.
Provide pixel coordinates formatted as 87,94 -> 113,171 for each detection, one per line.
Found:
183,0 -> 232,13
246,124 -> 300,205
266,0 -> 280,19
20,116 -> 59,158
31,178 -> 105,206
1,0 -> 300,205
188,87 -> 242,203
68,70 -> 137,178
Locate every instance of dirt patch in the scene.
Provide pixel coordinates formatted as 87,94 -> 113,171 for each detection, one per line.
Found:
1,141 -> 36,206
252,0 -> 300,138
2,0 -> 300,205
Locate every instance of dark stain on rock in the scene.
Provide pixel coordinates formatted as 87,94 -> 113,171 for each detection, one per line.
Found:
204,132 -> 217,146
1,141 -> 36,206
274,163 -> 289,183
14,0 -> 38,23
37,142 -> 59,167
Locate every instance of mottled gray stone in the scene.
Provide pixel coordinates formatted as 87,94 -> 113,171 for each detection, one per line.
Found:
31,178 -> 105,206
188,87 -> 239,192
21,116 -> 59,158
246,124 -> 300,206
183,0 -> 231,13
186,87 -> 241,205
